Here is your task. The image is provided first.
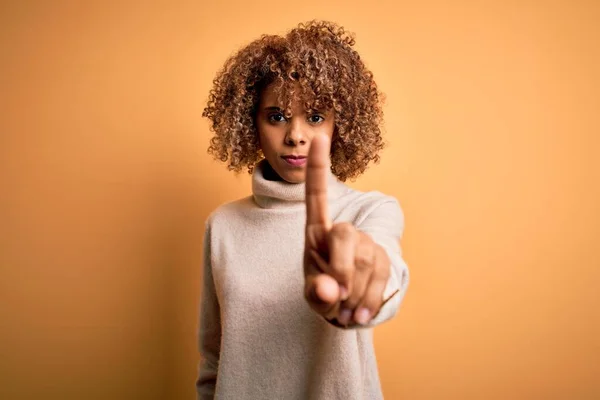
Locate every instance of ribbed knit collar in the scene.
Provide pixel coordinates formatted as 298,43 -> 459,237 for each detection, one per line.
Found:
252,159 -> 349,209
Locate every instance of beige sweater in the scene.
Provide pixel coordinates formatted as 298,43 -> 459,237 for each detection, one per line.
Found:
196,160 -> 409,400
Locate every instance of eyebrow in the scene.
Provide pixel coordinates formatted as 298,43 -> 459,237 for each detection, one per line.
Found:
263,106 -> 327,114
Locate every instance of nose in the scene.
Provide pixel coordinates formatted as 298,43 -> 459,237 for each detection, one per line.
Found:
285,119 -> 307,146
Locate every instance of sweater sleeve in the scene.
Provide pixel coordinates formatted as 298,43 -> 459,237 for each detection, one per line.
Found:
196,222 -> 221,400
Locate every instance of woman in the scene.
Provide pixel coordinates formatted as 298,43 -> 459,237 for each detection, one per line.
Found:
198,20 -> 409,399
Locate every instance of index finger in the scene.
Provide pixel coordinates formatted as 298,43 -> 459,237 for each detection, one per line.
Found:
305,134 -> 332,228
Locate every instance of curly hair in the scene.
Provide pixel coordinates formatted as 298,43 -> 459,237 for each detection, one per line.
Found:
202,20 -> 385,181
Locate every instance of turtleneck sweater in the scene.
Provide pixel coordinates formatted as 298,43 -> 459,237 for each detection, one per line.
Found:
196,160 -> 409,400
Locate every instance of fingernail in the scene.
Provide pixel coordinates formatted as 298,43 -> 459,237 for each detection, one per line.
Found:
355,308 -> 372,325
339,285 -> 349,301
338,308 -> 353,326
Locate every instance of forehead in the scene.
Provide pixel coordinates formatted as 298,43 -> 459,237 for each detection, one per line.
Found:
259,82 -> 284,106
258,81 -> 326,113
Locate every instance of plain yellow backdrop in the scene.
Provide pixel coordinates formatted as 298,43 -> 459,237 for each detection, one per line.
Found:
1,1 -> 599,399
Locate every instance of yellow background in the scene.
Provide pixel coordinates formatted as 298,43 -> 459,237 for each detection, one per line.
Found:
1,1 -> 599,399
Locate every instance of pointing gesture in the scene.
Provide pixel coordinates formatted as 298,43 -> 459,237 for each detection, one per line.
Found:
305,134 -> 333,230
304,134 -> 395,327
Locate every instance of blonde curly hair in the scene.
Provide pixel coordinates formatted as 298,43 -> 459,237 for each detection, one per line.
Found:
202,20 -> 385,182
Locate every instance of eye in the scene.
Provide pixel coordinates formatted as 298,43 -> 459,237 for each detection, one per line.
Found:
308,114 -> 324,124
268,113 -> 286,123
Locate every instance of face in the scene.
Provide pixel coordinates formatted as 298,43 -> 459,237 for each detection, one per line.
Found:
255,84 -> 335,183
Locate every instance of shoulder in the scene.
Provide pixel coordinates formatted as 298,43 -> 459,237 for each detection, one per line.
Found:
335,185 -> 405,235
343,185 -> 403,218
205,196 -> 256,229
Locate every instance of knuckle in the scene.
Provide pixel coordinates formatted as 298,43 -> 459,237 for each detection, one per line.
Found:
354,253 -> 372,269
330,222 -> 355,239
354,247 -> 375,270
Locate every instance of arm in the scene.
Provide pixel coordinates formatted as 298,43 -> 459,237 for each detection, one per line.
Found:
321,198 -> 409,329
196,223 -> 221,400
303,134 -> 409,329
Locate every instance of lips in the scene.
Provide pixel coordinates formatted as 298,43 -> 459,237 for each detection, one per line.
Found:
281,155 -> 307,167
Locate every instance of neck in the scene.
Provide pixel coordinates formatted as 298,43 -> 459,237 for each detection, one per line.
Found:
262,160 -> 285,181
251,159 -> 348,209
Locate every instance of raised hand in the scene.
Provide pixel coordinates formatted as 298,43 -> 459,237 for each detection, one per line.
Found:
303,134 -> 393,327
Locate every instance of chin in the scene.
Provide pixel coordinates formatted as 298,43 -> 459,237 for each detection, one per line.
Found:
282,174 -> 306,184
279,169 -> 306,184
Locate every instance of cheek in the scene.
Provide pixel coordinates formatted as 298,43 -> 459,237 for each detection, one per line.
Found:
257,126 -> 277,153
256,120 -> 268,142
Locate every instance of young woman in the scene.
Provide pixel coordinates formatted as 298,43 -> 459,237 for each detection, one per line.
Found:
197,20 -> 409,400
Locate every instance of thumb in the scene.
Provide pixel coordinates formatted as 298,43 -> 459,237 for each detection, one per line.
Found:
306,274 -> 340,317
